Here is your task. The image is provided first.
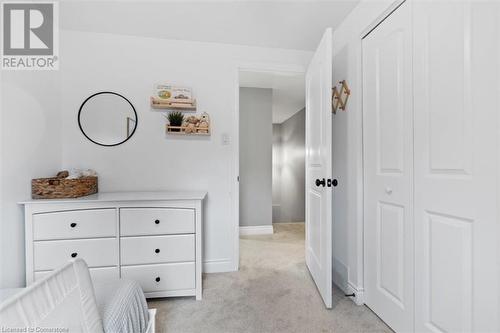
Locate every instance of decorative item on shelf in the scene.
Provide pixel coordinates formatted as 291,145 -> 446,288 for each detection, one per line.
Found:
166,111 -> 184,132
32,169 -> 98,199
151,84 -> 196,110
197,112 -> 210,134
332,80 -> 350,113
165,112 -> 211,136
183,115 -> 200,134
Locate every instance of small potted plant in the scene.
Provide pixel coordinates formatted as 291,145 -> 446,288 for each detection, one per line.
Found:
167,111 -> 184,132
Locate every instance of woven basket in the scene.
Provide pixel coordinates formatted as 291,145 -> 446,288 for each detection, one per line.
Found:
31,176 -> 98,199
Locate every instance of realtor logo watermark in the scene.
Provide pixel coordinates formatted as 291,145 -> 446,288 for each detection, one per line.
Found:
1,2 -> 59,70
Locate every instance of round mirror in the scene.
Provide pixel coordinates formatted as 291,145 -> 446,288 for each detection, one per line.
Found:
78,92 -> 137,146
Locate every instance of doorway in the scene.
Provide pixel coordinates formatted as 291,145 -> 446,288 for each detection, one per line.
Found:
238,70 -> 306,235
232,28 -> 334,309
237,69 -> 306,274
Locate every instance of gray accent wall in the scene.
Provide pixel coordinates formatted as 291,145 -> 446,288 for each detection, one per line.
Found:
272,108 -> 305,223
239,88 -> 273,227
272,124 -> 282,222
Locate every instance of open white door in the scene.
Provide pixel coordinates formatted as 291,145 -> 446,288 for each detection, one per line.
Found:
305,28 -> 333,309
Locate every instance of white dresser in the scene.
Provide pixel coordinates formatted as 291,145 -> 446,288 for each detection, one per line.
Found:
20,191 -> 206,300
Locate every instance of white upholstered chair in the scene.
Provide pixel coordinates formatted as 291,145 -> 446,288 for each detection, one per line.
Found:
0,259 -> 156,333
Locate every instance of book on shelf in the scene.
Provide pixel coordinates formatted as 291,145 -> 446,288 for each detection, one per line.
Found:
154,84 -> 193,103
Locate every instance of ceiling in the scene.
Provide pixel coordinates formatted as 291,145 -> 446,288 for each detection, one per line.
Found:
60,0 -> 359,51
239,70 -> 305,124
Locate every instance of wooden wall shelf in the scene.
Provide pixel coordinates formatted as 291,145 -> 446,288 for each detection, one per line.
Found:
166,125 -> 210,136
151,97 -> 197,111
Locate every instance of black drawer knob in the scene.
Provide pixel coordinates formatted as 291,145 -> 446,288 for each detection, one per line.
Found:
70,223 -> 77,228
71,252 -> 78,258
154,219 -> 160,224
155,277 -> 161,282
155,248 -> 160,254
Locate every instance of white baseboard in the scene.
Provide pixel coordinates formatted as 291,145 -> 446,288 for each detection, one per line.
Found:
346,282 -> 365,306
272,221 -> 305,224
239,225 -> 274,236
203,259 -> 234,273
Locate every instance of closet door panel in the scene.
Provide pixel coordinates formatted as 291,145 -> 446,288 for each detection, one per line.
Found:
414,2 -> 499,332
362,2 -> 413,332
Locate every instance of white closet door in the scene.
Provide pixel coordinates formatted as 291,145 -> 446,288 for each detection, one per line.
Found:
362,2 -> 413,332
414,1 -> 499,332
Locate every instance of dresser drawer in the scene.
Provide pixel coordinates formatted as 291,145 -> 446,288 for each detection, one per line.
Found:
121,234 -> 195,265
34,266 -> 119,283
120,208 -> 194,236
121,262 -> 195,293
33,209 -> 116,241
34,238 -> 118,270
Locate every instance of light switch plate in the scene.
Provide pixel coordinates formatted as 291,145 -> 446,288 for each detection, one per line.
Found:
222,133 -> 231,145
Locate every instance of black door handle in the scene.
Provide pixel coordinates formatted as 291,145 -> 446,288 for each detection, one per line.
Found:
71,252 -> 78,258
70,222 -> 77,228
155,277 -> 161,282
155,248 -> 160,254
327,179 -> 338,187
316,178 -> 326,187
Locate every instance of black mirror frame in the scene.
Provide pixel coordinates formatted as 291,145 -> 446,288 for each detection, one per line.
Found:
78,91 -> 138,147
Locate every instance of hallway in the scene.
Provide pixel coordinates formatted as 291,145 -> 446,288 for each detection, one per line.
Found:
149,223 -> 391,332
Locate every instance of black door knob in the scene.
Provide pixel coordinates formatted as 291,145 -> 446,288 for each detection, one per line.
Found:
70,223 -> 77,228
155,248 -> 160,253
332,179 -> 338,187
71,252 -> 78,258
154,219 -> 160,224
315,178 -> 326,187
155,277 -> 161,282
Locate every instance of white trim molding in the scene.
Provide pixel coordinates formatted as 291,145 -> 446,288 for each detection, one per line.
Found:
203,259 -> 234,273
239,225 -> 274,236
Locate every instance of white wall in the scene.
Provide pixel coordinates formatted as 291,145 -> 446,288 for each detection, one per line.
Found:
239,87 -> 272,227
60,30 -> 312,272
330,0 -> 402,299
0,71 -> 61,288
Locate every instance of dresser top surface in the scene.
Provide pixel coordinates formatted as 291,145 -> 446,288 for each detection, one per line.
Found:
19,191 -> 207,205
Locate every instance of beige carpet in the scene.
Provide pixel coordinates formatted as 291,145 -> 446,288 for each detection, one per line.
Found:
148,223 -> 392,333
